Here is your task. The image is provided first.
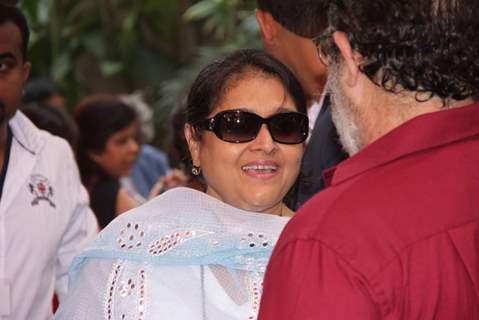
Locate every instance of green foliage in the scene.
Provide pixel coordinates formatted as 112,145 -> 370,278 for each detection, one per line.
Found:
158,0 -> 261,113
18,0 -> 261,150
20,0 -> 183,107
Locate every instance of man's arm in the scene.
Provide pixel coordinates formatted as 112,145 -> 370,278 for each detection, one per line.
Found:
258,239 -> 380,320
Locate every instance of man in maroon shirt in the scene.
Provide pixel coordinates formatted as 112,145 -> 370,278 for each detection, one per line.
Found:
259,0 -> 479,319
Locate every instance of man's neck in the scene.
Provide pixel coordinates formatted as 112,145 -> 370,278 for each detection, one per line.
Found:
362,90 -> 475,147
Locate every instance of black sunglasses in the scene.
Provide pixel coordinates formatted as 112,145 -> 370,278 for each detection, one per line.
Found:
194,109 -> 308,144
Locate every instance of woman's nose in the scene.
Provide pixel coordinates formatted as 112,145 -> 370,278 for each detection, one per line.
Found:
249,124 -> 277,154
128,138 -> 140,154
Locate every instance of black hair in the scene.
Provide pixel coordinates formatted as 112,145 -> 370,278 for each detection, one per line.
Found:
169,99 -> 189,170
23,79 -> 64,105
321,0 -> 479,102
74,95 -> 137,186
256,0 -> 328,38
0,3 -> 30,61
185,49 -> 307,130
21,102 -> 79,150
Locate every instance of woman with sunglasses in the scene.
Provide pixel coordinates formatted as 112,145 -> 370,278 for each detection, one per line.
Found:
54,49 -> 308,320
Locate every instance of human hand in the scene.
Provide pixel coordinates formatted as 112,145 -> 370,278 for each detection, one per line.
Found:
148,169 -> 188,198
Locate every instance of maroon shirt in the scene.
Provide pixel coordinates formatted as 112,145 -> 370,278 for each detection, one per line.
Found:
259,103 -> 479,320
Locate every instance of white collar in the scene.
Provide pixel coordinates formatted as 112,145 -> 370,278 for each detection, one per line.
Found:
8,110 -> 45,155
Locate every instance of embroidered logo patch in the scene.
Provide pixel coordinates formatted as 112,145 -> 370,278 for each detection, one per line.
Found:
28,175 -> 56,208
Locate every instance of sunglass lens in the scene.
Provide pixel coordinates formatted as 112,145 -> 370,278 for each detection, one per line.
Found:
216,111 -> 259,143
269,113 -> 308,144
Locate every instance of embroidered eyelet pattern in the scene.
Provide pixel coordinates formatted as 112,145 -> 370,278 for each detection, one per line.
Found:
117,222 -> 145,250
240,232 -> 271,249
247,273 -> 262,320
138,269 -> 146,320
105,263 -> 123,320
114,268 -> 147,320
118,278 -> 135,297
148,230 -> 196,256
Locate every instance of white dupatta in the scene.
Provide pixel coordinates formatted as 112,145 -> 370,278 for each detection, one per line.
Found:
54,187 -> 289,320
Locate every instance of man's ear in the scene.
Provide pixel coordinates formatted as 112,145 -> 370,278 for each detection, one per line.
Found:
332,31 -> 361,87
184,124 -> 201,167
22,61 -> 31,84
255,9 -> 277,46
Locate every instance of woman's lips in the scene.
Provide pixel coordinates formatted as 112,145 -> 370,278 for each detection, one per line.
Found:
241,161 -> 279,179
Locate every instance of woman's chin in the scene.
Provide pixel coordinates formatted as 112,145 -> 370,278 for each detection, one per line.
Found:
239,194 -> 283,214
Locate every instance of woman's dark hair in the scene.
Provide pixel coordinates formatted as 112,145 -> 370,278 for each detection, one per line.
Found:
184,49 -> 307,203
74,95 -> 137,186
169,98 -> 189,170
321,0 -> 479,102
185,49 -> 307,129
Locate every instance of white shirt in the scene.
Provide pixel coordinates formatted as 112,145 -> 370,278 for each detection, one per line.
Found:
0,111 -> 98,320
306,93 -> 326,144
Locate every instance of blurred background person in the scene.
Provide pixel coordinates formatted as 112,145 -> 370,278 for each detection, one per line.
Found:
54,49 -> 307,320
256,0 -> 348,210
119,92 -> 171,202
22,78 -> 79,149
74,95 -> 140,229
21,103 -> 79,151
23,78 -> 66,109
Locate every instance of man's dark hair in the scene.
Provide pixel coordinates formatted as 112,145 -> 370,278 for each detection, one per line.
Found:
0,3 -> 30,61
23,78 -> 64,105
321,0 -> 479,102
256,0 -> 328,38
21,102 -> 78,150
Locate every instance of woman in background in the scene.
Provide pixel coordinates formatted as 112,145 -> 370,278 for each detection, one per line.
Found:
75,95 -> 140,228
55,49 -> 308,319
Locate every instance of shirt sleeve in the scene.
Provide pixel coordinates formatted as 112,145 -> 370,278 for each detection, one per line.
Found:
54,144 -> 98,302
258,239 -> 380,320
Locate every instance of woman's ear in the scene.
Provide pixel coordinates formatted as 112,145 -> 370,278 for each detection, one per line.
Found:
184,124 -> 201,167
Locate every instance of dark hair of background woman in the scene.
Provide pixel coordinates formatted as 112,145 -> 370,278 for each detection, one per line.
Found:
74,95 -> 137,188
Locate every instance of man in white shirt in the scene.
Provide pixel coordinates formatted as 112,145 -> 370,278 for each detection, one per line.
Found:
256,0 -> 348,210
0,4 -> 98,319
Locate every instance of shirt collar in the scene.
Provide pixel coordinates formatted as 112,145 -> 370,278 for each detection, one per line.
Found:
8,110 -> 44,155
331,102 -> 479,185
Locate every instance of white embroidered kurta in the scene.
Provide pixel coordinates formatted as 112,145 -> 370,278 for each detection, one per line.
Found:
54,187 -> 289,320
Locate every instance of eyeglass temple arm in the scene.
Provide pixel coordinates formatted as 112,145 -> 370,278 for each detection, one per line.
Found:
193,118 -> 215,131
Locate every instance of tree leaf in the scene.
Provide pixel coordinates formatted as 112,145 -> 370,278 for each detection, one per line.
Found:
101,61 -> 124,76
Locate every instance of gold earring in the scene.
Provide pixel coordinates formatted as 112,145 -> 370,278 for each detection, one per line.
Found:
191,166 -> 201,176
